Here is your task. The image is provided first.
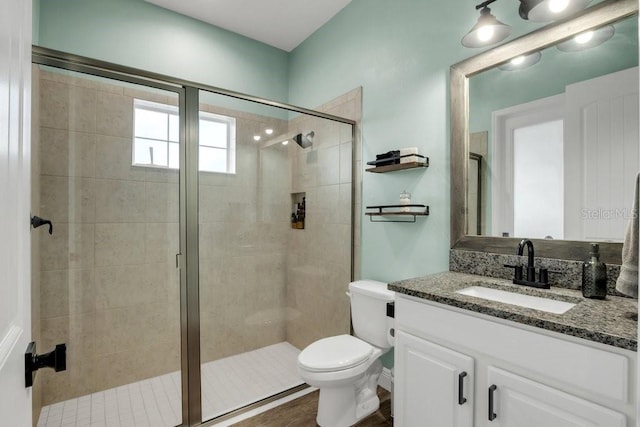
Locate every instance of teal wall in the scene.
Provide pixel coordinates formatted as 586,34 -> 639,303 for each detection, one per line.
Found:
37,0 -> 289,103
32,0 -> 40,43
288,0 -> 543,282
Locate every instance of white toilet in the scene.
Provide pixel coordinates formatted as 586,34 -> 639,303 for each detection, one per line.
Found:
297,280 -> 395,427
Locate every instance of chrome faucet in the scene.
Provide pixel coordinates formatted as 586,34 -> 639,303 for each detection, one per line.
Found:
506,239 -> 550,289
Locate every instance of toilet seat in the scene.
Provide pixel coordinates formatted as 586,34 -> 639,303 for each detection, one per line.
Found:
298,334 -> 373,372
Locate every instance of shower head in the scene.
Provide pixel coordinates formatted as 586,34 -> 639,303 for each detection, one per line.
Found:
293,131 -> 314,149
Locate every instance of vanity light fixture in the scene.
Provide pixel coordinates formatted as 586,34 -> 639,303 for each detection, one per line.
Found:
519,0 -> 591,22
556,24 -> 615,51
462,0 -> 512,48
498,51 -> 542,71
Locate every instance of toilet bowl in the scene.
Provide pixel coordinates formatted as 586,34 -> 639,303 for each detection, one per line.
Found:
297,280 -> 394,427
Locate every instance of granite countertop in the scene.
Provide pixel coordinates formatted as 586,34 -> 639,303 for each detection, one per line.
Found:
389,271 -> 638,351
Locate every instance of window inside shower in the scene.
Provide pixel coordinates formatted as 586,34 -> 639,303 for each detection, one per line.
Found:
32,55 -> 357,427
133,99 -> 237,174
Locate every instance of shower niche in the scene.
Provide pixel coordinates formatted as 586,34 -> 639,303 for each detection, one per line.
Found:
291,192 -> 306,229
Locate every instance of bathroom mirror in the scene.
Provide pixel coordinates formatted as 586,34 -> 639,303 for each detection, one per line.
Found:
451,0 -> 638,262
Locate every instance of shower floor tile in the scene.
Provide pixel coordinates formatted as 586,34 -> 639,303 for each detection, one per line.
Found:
37,342 -> 303,427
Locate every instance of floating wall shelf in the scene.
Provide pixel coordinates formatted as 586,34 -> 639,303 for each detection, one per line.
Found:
365,204 -> 429,223
365,155 -> 429,173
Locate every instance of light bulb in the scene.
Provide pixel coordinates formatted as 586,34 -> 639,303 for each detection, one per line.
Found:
575,31 -> 594,44
511,56 -> 526,65
548,0 -> 569,14
477,25 -> 495,42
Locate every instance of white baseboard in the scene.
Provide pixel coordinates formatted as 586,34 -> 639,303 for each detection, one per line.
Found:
378,367 -> 392,392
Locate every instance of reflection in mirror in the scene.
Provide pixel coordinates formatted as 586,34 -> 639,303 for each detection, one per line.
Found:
469,13 -> 638,242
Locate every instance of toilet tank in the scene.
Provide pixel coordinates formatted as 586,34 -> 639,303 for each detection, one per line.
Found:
348,280 -> 395,349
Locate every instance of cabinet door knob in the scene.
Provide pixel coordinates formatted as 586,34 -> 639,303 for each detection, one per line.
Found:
458,371 -> 467,405
488,384 -> 497,421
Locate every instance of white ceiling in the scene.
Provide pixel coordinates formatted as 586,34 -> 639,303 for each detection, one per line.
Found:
144,0 -> 352,52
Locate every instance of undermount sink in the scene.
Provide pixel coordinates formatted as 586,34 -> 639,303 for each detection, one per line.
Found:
456,286 -> 576,314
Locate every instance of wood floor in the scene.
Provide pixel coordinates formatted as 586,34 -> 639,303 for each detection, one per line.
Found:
232,387 -> 392,427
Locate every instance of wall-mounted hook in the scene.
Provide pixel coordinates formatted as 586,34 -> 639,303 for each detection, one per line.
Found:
31,215 -> 53,235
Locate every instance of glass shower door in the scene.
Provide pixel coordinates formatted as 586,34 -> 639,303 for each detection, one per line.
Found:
32,65 -> 183,427
196,89 -> 354,423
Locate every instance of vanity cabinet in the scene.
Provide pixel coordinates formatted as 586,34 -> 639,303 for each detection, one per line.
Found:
394,295 -> 636,426
486,367 -> 625,427
394,330 -> 473,426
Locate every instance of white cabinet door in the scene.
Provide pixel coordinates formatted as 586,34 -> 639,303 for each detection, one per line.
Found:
395,331 -> 474,427
487,367 -> 626,427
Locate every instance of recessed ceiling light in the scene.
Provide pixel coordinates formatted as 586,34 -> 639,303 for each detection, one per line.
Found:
265,128 -> 274,135
282,140 -> 289,145
253,135 -> 261,141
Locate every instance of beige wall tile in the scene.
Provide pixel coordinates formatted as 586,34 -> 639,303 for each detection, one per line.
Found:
145,222 -> 179,264
39,224 -> 94,271
96,91 -> 133,138
95,179 -> 145,223
338,184 -> 352,225
94,223 -> 145,266
313,184 -> 340,225
39,80 -> 70,130
93,340 -> 180,392
145,181 -> 179,222
340,141 -> 352,184
95,134 -> 146,181
68,85 -> 97,133
40,129 -> 96,178
40,269 -> 95,319
95,264 -> 168,310
39,176 -> 95,223
94,303 -> 178,356
317,144 -> 340,186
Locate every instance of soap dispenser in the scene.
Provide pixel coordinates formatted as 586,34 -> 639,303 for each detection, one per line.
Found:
582,243 -> 607,299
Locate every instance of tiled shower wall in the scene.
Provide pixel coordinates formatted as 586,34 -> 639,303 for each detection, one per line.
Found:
33,65 -> 360,407
285,88 -> 362,349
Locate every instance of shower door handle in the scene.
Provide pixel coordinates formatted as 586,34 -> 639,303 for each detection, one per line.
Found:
25,342 -> 66,388
31,215 -> 53,235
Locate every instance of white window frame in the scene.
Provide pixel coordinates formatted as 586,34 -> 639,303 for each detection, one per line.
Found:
132,99 -> 236,174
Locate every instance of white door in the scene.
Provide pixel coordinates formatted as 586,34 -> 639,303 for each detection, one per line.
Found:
486,367 -> 626,427
394,331 -> 474,427
0,0 -> 33,426
564,67 -> 639,241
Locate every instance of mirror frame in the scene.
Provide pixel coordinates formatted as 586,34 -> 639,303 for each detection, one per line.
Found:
450,0 -> 638,264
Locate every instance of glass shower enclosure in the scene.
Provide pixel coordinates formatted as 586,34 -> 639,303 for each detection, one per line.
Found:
31,47 -> 355,427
